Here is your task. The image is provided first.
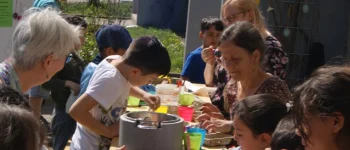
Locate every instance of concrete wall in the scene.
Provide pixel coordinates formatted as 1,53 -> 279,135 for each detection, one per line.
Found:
184,0 -> 223,57
0,0 -> 34,62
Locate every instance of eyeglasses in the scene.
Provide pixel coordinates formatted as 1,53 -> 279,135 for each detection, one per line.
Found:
224,11 -> 249,24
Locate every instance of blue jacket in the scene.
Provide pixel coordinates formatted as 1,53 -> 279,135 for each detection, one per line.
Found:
78,54 -> 102,97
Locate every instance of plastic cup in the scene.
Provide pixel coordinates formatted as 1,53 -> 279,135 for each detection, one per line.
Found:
127,96 -> 140,106
184,133 -> 202,150
148,91 -> 156,95
187,128 -> 206,148
178,106 -> 194,122
155,106 -> 168,114
179,92 -> 195,106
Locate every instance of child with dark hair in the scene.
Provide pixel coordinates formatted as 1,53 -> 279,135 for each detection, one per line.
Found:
79,24 -> 133,98
70,36 -> 171,150
94,24 -> 133,62
63,15 -> 88,46
0,85 -> 31,110
78,24 -> 160,112
231,94 -> 289,150
0,104 -> 46,150
0,85 -> 49,150
64,15 -> 88,29
293,66 -> 350,150
271,115 -> 304,150
181,16 -> 224,84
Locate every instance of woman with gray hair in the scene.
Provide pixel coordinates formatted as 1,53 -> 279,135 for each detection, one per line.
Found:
0,8 -> 81,93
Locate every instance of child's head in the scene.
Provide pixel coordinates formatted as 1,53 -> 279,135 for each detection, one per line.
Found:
0,104 -> 45,150
0,85 -> 31,111
200,16 -> 224,48
123,36 -> 171,86
271,115 -> 304,150
293,66 -> 350,150
232,94 -> 288,150
64,15 -> 88,46
95,24 -> 133,58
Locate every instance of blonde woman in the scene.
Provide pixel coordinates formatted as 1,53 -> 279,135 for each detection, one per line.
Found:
201,0 -> 289,119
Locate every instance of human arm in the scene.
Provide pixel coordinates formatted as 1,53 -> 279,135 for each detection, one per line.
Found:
129,86 -> 160,110
204,64 -> 216,87
201,46 -> 216,86
70,71 -> 122,138
69,93 -> 119,138
41,73 -> 80,95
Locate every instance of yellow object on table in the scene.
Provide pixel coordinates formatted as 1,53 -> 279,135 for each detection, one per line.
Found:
155,106 -> 168,114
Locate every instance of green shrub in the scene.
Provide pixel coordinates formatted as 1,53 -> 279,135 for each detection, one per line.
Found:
79,26 -> 184,73
127,27 -> 184,73
59,2 -> 132,19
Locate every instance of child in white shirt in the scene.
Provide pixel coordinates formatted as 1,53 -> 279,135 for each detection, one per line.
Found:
69,36 -> 171,150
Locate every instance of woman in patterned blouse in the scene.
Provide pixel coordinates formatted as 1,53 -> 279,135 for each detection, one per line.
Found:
202,0 -> 289,117
198,22 -> 291,133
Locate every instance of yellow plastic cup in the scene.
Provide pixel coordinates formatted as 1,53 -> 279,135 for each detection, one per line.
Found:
155,106 -> 168,114
127,96 -> 140,106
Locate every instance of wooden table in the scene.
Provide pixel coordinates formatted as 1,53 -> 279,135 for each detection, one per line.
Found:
109,93 -> 227,150
109,136 -> 227,150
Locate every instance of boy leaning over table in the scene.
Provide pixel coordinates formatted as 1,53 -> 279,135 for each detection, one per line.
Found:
78,24 -> 159,109
69,36 -> 171,150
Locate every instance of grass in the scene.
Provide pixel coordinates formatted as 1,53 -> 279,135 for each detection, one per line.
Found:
127,27 -> 184,73
79,26 -> 184,73
59,1 -> 132,19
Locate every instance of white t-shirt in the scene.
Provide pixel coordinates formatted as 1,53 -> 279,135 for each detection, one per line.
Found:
70,55 -> 130,150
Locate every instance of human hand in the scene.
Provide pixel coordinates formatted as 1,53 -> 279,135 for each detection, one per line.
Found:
200,103 -> 225,119
143,93 -> 161,110
65,81 -> 80,96
107,122 -> 120,138
201,118 -> 232,133
201,46 -> 216,66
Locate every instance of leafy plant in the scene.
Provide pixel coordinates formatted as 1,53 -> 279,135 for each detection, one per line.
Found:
59,1 -> 132,20
79,26 -> 184,73
127,27 -> 184,73
60,1 -> 184,73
